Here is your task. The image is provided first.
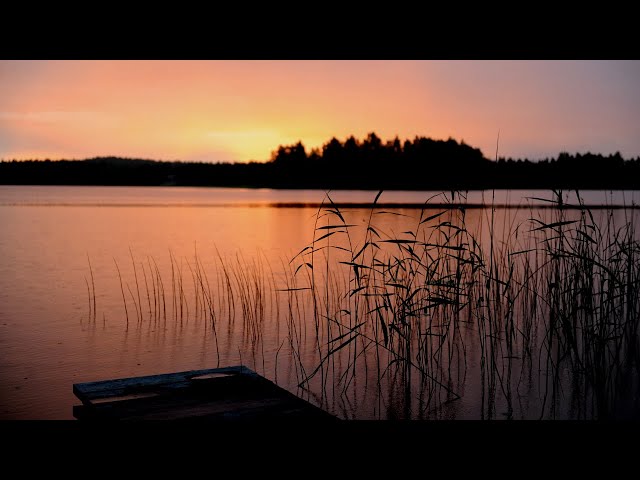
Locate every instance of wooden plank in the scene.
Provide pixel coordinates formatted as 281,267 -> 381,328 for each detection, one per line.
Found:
73,365 -> 254,404
73,396 -> 334,421
72,365 -> 337,420
86,397 -> 310,421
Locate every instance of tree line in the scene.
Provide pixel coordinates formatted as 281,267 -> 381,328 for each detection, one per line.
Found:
1,132 -> 639,189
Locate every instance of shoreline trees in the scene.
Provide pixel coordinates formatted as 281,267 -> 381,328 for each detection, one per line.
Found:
1,133 -> 638,189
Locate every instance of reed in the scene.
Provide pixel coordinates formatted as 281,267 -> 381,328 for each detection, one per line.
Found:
113,257 -> 129,329
84,275 -> 92,322
87,253 -> 96,322
285,189 -> 639,419
129,248 -> 143,324
86,189 -> 639,419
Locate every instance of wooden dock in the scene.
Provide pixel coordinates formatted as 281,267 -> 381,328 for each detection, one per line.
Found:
73,365 -> 337,421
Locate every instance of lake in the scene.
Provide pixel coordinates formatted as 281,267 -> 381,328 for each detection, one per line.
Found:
1,186 -> 639,419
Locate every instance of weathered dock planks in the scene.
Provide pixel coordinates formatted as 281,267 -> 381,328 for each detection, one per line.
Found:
73,365 -> 336,421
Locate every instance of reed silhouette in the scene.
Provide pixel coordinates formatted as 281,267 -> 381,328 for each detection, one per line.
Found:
85,190 -> 640,419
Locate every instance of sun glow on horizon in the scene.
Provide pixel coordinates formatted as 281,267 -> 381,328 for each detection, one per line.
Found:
1,60 -> 639,163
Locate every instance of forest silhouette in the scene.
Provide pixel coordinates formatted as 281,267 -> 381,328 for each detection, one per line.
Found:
1,133 -> 639,189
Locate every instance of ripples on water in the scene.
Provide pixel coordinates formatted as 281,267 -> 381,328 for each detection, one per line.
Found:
1,186 -> 638,419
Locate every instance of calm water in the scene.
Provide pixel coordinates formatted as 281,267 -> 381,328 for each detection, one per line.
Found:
1,186 -> 638,419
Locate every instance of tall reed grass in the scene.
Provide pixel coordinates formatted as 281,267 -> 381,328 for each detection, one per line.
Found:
284,189 -> 639,419
83,189 -> 640,419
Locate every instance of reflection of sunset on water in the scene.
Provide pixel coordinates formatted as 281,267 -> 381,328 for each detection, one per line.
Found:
1,186 -> 639,419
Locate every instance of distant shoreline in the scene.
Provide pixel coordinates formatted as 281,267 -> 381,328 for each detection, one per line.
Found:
2,145 -> 639,190
1,184 -> 640,191
2,201 -> 638,209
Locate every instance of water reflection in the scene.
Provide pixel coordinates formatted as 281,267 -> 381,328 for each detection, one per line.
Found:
1,187 -> 639,419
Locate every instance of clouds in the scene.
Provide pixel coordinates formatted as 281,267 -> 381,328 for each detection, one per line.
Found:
1,60 -> 639,162
0,110 -> 121,160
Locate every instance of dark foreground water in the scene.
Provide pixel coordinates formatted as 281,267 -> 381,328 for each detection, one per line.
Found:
1,186 -> 638,419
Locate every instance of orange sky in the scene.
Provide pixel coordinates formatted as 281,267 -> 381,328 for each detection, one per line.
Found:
1,60 -> 639,162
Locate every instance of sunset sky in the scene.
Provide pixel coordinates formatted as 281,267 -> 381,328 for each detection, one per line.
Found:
1,60 -> 639,163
